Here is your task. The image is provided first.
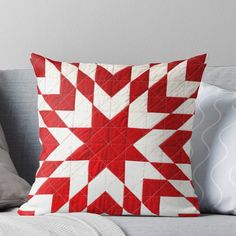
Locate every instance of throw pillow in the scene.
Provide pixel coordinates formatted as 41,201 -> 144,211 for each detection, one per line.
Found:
191,82 -> 236,214
18,53 -> 206,216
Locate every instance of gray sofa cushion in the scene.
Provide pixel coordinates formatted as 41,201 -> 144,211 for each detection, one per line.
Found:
108,214 -> 236,236
0,70 -> 40,184
203,66 -> 236,91
0,122 -> 30,209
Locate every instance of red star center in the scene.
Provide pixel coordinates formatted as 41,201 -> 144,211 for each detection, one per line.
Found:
67,107 -> 150,182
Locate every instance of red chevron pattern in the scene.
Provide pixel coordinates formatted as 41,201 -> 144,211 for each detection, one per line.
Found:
18,53 -> 206,216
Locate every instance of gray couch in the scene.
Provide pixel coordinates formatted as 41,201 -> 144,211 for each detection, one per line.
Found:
0,68 -> 236,236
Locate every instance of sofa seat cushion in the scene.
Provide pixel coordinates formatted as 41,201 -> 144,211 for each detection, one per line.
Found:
108,214 -> 236,236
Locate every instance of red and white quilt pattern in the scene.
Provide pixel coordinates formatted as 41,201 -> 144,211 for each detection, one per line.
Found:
18,54 -> 206,216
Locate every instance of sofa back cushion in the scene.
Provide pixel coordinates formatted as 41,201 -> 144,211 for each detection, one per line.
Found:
0,122 -> 31,209
0,69 -> 40,184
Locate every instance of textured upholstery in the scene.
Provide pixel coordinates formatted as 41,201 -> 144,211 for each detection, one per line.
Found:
191,83 -> 236,214
108,214 -> 236,236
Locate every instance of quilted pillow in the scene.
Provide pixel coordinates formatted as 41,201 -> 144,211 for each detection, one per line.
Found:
18,53 -> 206,216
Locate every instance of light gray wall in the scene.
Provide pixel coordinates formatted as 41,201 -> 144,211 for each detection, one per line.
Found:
0,0 -> 236,69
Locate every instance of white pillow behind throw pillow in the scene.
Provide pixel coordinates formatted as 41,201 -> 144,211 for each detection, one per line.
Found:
191,82 -> 236,214
0,123 -> 31,209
